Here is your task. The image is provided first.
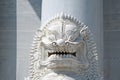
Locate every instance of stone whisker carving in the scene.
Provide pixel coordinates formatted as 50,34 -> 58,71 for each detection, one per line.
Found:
29,13 -> 103,80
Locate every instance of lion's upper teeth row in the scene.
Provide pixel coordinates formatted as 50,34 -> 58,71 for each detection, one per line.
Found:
48,51 -> 76,57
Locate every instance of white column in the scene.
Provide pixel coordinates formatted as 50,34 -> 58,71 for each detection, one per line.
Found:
41,0 -> 103,73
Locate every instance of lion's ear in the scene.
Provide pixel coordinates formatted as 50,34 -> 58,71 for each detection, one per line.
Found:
80,25 -> 88,33
80,26 -> 89,41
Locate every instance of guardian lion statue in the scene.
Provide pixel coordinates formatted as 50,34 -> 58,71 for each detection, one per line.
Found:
28,13 -> 103,80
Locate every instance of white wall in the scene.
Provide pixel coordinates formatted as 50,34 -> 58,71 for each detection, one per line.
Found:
17,0 -> 41,80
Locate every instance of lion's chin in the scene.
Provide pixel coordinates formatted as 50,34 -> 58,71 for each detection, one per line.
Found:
41,72 -> 78,80
40,56 -> 88,73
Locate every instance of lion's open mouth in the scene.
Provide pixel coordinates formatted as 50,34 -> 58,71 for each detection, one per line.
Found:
48,52 -> 76,57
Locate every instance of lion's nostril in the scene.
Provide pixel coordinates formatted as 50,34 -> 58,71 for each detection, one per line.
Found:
56,39 -> 65,46
52,42 -> 57,46
65,42 -> 69,46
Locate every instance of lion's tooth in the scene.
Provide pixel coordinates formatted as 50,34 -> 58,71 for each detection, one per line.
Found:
67,54 -> 69,57
60,54 -> 62,58
62,54 -> 64,58
56,55 -> 59,59
63,51 -> 65,54
57,54 -> 60,59
63,54 -> 66,58
69,54 -> 72,58
66,54 -> 69,58
56,52 -> 58,54
53,54 -> 56,58
54,54 -> 57,59
66,51 -> 69,53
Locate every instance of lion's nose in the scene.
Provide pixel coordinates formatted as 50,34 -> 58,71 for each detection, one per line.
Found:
57,39 -> 65,46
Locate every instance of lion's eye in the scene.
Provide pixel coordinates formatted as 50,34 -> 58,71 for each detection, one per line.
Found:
47,35 -> 55,41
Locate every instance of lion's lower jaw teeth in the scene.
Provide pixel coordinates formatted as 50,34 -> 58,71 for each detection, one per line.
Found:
48,54 -> 76,60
